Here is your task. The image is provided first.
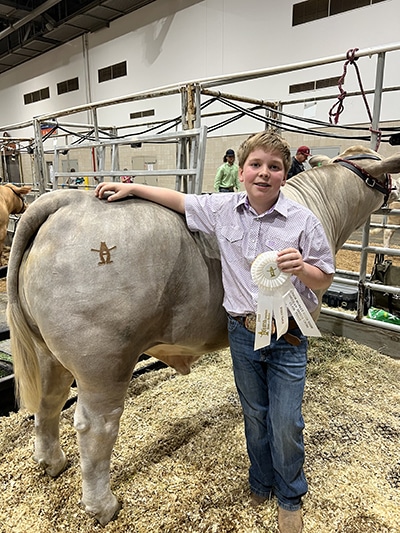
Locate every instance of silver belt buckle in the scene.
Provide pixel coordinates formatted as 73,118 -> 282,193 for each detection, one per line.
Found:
244,314 -> 276,335
244,314 -> 256,333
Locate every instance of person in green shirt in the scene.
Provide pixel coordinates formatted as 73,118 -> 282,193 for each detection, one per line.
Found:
214,148 -> 240,192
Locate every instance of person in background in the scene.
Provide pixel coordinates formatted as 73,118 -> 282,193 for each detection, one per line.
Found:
287,146 -> 311,180
2,132 -> 18,160
214,148 -> 240,192
95,131 -> 335,533
1,131 -> 20,182
121,169 -> 134,183
65,168 -> 77,189
65,168 -> 84,189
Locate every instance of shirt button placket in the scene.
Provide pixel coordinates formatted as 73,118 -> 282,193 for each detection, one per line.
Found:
247,217 -> 261,260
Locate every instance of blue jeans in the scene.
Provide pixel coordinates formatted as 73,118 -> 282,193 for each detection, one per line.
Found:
227,314 -> 308,511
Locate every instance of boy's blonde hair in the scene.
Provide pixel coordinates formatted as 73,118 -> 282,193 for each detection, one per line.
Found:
237,131 -> 292,174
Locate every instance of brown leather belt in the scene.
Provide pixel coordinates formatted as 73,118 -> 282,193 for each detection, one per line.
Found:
230,314 -> 301,346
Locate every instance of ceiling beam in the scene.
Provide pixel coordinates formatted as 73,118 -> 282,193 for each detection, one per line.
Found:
0,0 -> 62,40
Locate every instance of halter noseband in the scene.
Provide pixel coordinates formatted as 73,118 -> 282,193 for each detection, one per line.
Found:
333,154 -> 392,205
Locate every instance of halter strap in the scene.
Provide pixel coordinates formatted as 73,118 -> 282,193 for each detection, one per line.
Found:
333,154 -> 391,205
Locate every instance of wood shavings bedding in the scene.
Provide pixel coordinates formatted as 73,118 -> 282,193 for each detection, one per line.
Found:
1,336 -> 400,532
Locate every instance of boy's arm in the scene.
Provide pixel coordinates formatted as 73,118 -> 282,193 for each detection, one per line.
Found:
277,248 -> 334,291
95,182 -> 186,214
295,263 -> 334,291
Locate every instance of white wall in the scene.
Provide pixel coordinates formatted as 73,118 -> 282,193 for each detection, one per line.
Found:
0,0 -> 399,139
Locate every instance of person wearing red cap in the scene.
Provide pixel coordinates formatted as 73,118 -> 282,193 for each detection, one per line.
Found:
287,146 -> 311,180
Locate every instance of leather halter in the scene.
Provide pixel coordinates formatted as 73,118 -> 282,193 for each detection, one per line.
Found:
333,154 -> 392,205
4,184 -> 26,214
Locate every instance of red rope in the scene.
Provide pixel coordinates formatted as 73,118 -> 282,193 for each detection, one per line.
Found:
328,48 -> 381,150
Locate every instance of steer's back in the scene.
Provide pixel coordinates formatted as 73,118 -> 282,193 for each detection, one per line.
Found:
8,190 -> 227,390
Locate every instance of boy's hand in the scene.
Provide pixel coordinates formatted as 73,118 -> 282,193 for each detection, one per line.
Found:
95,182 -> 133,201
276,248 -> 304,275
277,248 -> 334,290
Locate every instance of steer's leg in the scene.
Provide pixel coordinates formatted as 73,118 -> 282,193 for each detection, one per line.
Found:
74,382 -> 129,526
34,349 -> 74,477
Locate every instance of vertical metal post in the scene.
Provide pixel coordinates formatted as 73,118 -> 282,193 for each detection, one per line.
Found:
186,83 -> 195,130
53,143 -> 59,190
191,84 -> 202,194
275,102 -> 283,134
177,86 -> 189,192
186,84 -> 195,193
18,148 -> 24,185
194,83 -> 201,129
110,126 -> 119,182
1,150 -> 7,182
356,52 -> 386,320
33,119 -> 47,195
195,126 -> 207,195
92,108 -> 104,182
370,52 -> 385,152
175,133 -> 183,191
82,34 -> 93,126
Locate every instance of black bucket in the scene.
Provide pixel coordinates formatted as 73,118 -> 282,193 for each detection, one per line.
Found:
0,360 -> 18,416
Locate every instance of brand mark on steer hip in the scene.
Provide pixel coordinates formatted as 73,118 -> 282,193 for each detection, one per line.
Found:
91,242 -> 116,265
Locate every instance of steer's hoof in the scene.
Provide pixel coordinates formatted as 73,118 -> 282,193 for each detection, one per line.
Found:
80,496 -> 122,527
36,452 -> 68,477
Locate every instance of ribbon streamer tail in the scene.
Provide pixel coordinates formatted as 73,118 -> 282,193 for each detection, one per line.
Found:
273,292 -> 288,340
254,291 -> 273,349
283,286 -> 321,337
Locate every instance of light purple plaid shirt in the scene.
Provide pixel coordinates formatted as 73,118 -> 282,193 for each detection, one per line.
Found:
185,191 -> 335,315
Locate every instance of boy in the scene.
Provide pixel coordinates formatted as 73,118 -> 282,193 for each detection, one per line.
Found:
95,131 -> 335,533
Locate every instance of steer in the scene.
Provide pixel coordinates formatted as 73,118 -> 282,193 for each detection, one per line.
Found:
0,183 -> 31,264
7,145 -> 400,526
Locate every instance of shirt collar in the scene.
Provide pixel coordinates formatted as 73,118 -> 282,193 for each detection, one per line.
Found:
235,191 -> 288,218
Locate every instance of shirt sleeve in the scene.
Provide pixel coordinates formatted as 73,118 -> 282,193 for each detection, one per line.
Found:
214,165 -> 224,191
185,193 -> 220,235
300,219 -> 335,275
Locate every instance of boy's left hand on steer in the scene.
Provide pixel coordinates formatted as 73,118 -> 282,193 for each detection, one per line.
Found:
95,182 -> 131,201
276,248 -> 304,275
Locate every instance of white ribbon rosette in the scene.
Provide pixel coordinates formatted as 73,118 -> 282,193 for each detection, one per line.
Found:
251,251 -> 321,349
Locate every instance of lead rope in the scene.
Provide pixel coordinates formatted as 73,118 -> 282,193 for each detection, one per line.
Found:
328,48 -> 382,151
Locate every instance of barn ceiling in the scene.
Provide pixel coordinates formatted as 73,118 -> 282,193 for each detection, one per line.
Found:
0,0 -> 157,75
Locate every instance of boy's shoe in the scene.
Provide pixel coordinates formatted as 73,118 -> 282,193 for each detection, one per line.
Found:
278,507 -> 303,533
249,492 -> 269,507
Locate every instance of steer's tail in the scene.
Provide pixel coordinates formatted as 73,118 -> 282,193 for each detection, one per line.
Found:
7,297 -> 42,412
6,190 -> 78,413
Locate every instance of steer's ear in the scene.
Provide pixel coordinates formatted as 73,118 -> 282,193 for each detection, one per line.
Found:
366,153 -> 400,178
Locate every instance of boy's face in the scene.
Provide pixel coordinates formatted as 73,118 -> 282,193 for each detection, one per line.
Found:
238,148 -> 286,212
